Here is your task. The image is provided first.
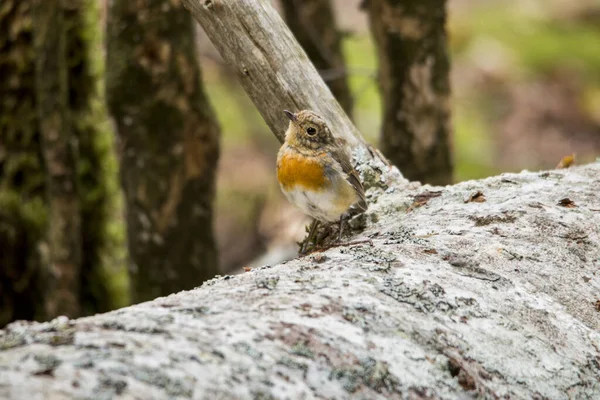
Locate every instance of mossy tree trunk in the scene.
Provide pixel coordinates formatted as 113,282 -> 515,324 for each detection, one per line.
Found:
0,0 -> 125,327
0,0 -> 47,326
280,0 -> 353,117
64,0 -> 129,314
366,0 -> 453,185
33,0 -> 82,318
106,0 -> 220,303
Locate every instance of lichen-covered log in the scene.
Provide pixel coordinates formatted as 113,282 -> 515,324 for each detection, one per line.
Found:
1,161 -> 599,399
366,0 -> 454,185
33,0 -> 83,318
280,0 -> 354,117
106,0 -> 220,303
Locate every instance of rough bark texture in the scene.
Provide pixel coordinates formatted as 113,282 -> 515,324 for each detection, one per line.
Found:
0,0 -> 47,326
0,0 -> 125,326
1,160 -> 599,399
280,0 -> 354,118
33,0 -> 83,318
181,0 -> 370,155
367,0 -> 454,185
65,0 -> 129,314
106,0 -> 221,303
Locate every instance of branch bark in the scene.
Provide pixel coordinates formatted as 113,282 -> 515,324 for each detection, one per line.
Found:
181,0 -> 368,153
1,163 -> 599,398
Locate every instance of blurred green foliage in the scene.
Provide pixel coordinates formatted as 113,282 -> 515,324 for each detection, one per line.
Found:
450,2 -> 600,179
451,4 -> 600,79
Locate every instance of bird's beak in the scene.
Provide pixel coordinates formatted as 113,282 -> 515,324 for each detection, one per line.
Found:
283,110 -> 297,121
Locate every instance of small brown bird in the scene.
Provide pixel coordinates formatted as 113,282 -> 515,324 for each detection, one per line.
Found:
276,109 -> 367,252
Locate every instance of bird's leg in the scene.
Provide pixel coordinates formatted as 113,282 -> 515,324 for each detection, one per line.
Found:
300,219 -> 320,254
338,213 -> 348,241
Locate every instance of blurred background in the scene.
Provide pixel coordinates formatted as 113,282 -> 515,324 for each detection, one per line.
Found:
1,0 -> 598,327
206,0 -> 600,270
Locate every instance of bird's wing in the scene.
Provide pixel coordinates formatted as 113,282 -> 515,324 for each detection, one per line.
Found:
331,148 -> 367,212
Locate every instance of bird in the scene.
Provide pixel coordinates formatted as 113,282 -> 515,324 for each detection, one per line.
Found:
276,109 -> 367,253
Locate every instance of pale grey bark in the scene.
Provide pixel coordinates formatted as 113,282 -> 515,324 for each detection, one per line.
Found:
1,161 -> 599,399
181,0 -> 368,152
280,0 -> 354,118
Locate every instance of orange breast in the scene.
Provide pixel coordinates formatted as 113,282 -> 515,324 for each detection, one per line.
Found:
277,152 -> 328,191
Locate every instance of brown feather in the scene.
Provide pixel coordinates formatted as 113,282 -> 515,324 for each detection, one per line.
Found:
331,148 -> 367,212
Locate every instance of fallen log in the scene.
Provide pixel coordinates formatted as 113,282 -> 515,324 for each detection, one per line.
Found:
1,161 -> 599,399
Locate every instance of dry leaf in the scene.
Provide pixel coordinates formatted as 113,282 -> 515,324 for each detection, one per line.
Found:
312,254 -> 329,263
557,198 -> 576,208
464,191 -> 486,203
408,190 -> 443,212
556,154 -> 575,169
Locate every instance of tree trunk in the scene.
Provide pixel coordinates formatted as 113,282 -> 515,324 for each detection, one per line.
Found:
65,0 -> 129,314
366,0 -> 453,185
1,162 -> 599,399
280,0 -> 354,118
33,0 -> 82,318
106,0 -> 221,303
0,0 -> 47,326
0,0 -> 126,326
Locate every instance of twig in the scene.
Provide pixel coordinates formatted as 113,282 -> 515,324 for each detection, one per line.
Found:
304,239 -> 374,255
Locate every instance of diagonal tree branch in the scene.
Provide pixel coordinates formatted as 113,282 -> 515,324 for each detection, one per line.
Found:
181,0 -> 367,152
280,0 -> 354,118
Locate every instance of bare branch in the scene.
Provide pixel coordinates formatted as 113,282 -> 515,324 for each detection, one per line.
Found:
181,0 -> 366,152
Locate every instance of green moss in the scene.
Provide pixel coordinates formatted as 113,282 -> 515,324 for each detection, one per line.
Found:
0,193 -> 47,233
69,0 -> 129,311
330,357 -> 399,394
0,0 -> 128,325
290,341 -> 315,359
251,391 -> 276,400
0,332 -> 26,350
0,1 -> 48,326
131,366 -> 193,398
277,356 -> 309,372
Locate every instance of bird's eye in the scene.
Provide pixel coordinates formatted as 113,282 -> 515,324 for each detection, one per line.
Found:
306,127 -> 316,136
